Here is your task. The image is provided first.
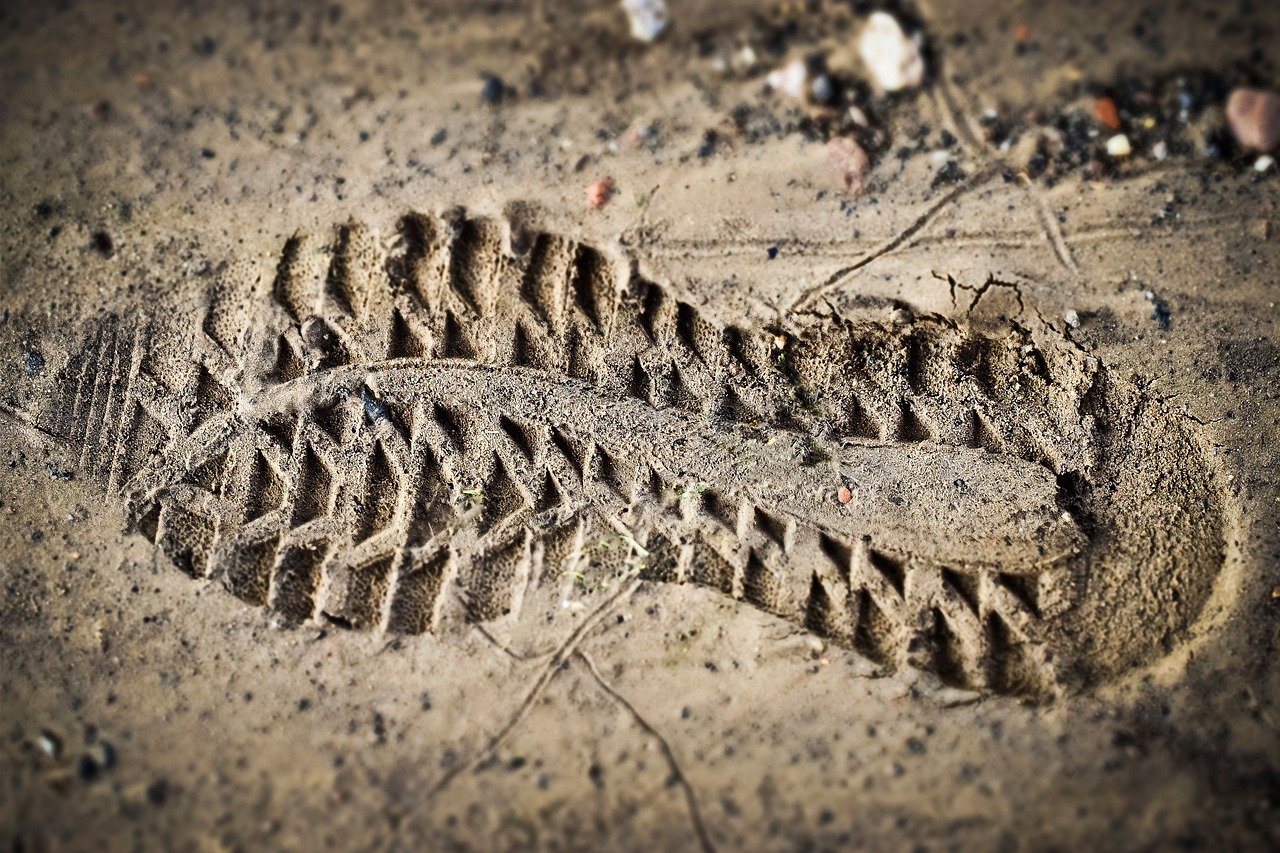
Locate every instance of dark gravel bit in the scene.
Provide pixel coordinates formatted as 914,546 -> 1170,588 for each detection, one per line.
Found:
1150,299 -> 1172,331
931,160 -> 965,188
480,74 -> 506,105
76,755 -> 101,782
146,778 -> 169,806
697,130 -> 719,158
47,463 -> 74,481
24,350 -> 45,376
90,231 -> 114,258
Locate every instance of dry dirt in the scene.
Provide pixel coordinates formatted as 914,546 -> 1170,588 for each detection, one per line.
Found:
1,1 -> 1278,850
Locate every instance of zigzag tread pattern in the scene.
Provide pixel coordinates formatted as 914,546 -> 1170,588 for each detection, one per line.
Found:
40,208 -> 1223,696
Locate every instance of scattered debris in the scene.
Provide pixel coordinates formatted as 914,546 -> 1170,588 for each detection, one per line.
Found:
36,731 -> 62,759
1226,88 -> 1280,152
621,0 -> 667,43
767,57 -> 808,102
76,754 -> 101,782
146,778 -> 170,806
1094,97 -> 1121,131
888,306 -> 913,325
858,12 -> 924,93
827,136 -> 871,195
1143,290 -> 1172,331
1105,134 -> 1132,158
586,178 -> 614,209
479,73 -> 506,105
810,73 -> 835,105
47,463 -> 74,481
90,230 -> 114,258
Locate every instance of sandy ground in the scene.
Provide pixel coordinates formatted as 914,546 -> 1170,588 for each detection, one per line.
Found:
1,1 -> 1278,850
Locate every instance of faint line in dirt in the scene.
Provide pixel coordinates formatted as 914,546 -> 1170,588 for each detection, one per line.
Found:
931,72 -> 987,156
0,401 -> 68,448
790,168 -> 997,311
428,577 -> 643,798
473,623 -> 556,663
1028,189 -> 1079,274
575,648 -> 716,853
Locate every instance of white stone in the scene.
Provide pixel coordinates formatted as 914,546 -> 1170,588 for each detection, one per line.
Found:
1064,310 -> 1081,329
1106,134 -> 1132,157
621,0 -> 667,43
1255,154 -> 1275,172
858,12 -> 924,92
767,58 -> 808,101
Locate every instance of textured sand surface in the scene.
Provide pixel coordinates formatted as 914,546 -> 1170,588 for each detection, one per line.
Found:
2,1 -> 1277,850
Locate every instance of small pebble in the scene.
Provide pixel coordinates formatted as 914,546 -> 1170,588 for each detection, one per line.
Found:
810,74 -> 834,105
1064,310 -> 1081,329
146,778 -> 169,806
76,755 -> 101,783
858,12 -> 925,92
1255,154 -> 1275,173
827,136 -> 871,196
37,731 -> 62,759
1105,134 -> 1132,158
1151,140 -> 1168,161
586,178 -> 614,209
479,74 -> 505,105
90,230 -> 114,258
1226,88 -> 1280,152
1094,97 -> 1121,130
889,307 -> 913,325
621,0 -> 667,42
767,58 -> 807,101
837,485 -> 853,505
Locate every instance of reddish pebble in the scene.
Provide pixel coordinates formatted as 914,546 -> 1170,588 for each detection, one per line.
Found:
1012,23 -> 1029,43
586,178 -> 614,208
827,136 -> 871,196
1094,97 -> 1121,131
837,485 -> 853,504
1227,88 -> 1280,152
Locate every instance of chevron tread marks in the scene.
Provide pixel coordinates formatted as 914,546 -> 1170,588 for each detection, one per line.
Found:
42,210 -> 1226,696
